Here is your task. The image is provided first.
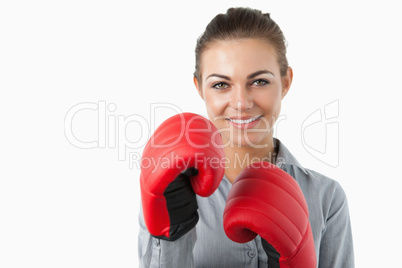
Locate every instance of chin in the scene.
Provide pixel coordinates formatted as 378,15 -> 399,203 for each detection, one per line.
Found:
224,133 -> 269,148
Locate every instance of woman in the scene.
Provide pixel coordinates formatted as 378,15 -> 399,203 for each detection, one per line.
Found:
138,7 -> 354,267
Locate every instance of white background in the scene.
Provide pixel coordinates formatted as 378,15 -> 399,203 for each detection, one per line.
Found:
1,0 -> 401,267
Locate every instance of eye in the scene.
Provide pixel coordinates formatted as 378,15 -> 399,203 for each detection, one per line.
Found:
212,82 -> 229,90
252,79 -> 269,86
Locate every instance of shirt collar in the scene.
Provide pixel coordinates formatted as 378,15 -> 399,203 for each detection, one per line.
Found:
274,138 -> 308,174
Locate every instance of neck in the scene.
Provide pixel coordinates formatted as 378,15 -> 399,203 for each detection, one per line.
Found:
223,137 -> 276,184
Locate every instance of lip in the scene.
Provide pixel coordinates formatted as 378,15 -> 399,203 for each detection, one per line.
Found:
227,115 -> 263,120
226,115 -> 263,130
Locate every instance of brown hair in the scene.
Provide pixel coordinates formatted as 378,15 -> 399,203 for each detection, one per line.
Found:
194,7 -> 289,82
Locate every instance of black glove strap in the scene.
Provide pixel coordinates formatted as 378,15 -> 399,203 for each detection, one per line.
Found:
160,167 -> 199,241
261,238 -> 281,268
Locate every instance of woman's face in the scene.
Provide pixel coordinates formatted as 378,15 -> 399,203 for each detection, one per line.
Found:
194,38 -> 293,148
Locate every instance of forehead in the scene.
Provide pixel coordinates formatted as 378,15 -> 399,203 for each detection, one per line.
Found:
201,38 -> 280,78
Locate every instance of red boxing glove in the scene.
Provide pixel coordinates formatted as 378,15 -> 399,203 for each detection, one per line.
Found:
223,162 -> 316,267
140,113 -> 225,241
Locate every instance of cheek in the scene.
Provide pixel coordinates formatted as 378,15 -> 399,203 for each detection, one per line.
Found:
256,88 -> 281,114
203,90 -> 228,117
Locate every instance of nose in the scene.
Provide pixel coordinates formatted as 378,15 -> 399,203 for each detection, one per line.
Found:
229,85 -> 254,111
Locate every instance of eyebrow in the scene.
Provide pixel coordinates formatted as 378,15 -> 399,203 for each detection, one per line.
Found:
247,70 -> 275,79
206,70 -> 275,81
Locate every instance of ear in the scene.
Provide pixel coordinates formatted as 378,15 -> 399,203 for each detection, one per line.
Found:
193,76 -> 204,100
281,67 -> 293,100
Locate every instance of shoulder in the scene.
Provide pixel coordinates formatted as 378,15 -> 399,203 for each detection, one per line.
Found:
306,167 -> 345,195
274,138 -> 348,213
305,167 -> 347,202
284,164 -> 347,203
292,165 -> 350,224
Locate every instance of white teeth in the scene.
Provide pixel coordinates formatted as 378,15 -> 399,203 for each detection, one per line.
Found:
229,116 -> 261,124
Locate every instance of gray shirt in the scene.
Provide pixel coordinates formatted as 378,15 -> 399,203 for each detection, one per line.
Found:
138,139 -> 354,267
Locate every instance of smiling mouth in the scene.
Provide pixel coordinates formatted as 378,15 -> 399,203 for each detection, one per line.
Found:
226,115 -> 263,124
